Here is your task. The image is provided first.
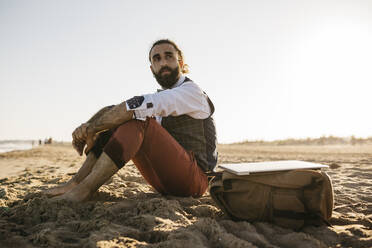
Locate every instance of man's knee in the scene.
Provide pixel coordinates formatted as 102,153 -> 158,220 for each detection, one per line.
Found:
103,120 -> 145,169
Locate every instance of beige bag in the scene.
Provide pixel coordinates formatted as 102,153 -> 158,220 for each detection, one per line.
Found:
209,169 -> 333,230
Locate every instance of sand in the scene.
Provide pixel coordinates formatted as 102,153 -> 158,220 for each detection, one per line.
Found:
0,143 -> 371,248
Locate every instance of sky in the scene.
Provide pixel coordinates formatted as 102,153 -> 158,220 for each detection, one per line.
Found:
0,0 -> 371,143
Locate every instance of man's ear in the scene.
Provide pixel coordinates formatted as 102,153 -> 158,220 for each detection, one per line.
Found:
150,65 -> 154,73
178,59 -> 184,69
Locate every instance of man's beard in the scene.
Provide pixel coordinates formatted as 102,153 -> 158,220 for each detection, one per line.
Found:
153,66 -> 180,89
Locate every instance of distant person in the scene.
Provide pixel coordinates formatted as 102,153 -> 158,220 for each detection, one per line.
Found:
44,137 -> 53,145
44,39 -> 218,202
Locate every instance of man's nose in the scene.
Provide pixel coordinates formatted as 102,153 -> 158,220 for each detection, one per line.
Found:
159,58 -> 168,67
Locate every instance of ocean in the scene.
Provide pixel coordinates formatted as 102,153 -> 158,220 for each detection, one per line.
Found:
0,140 -> 35,153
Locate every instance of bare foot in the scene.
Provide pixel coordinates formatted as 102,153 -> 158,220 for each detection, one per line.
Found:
52,184 -> 92,202
42,181 -> 78,198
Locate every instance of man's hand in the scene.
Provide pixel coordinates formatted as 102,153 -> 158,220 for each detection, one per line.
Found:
72,123 -> 90,143
72,138 -> 85,156
84,125 -> 97,155
72,123 -> 92,156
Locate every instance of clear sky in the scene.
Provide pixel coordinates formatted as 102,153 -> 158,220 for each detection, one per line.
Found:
1,0 -> 371,143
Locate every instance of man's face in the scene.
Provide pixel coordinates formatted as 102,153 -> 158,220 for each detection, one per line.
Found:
150,43 -> 183,89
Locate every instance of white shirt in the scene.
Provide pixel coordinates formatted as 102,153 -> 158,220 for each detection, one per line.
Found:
125,75 -> 211,121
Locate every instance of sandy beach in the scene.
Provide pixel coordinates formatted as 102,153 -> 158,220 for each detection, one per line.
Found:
0,143 -> 371,248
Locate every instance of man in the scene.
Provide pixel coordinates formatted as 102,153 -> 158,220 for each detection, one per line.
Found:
44,39 -> 218,202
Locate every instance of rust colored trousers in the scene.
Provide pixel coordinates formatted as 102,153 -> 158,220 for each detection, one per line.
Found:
91,118 -> 208,197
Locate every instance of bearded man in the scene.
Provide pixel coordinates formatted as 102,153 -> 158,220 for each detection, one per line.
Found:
44,39 -> 218,202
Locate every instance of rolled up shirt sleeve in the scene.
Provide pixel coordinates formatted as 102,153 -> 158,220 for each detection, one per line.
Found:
125,81 -> 211,120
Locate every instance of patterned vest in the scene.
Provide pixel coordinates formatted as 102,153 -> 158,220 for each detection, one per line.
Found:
161,77 -> 218,172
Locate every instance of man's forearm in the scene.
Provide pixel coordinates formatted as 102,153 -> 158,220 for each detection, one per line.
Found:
86,105 -> 115,124
88,102 -> 133,134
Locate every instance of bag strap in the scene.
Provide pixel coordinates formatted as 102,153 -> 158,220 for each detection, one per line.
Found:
205,171 -> 222,182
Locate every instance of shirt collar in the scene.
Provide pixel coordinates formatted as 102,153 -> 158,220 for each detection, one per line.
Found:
172,75 -> 186,88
